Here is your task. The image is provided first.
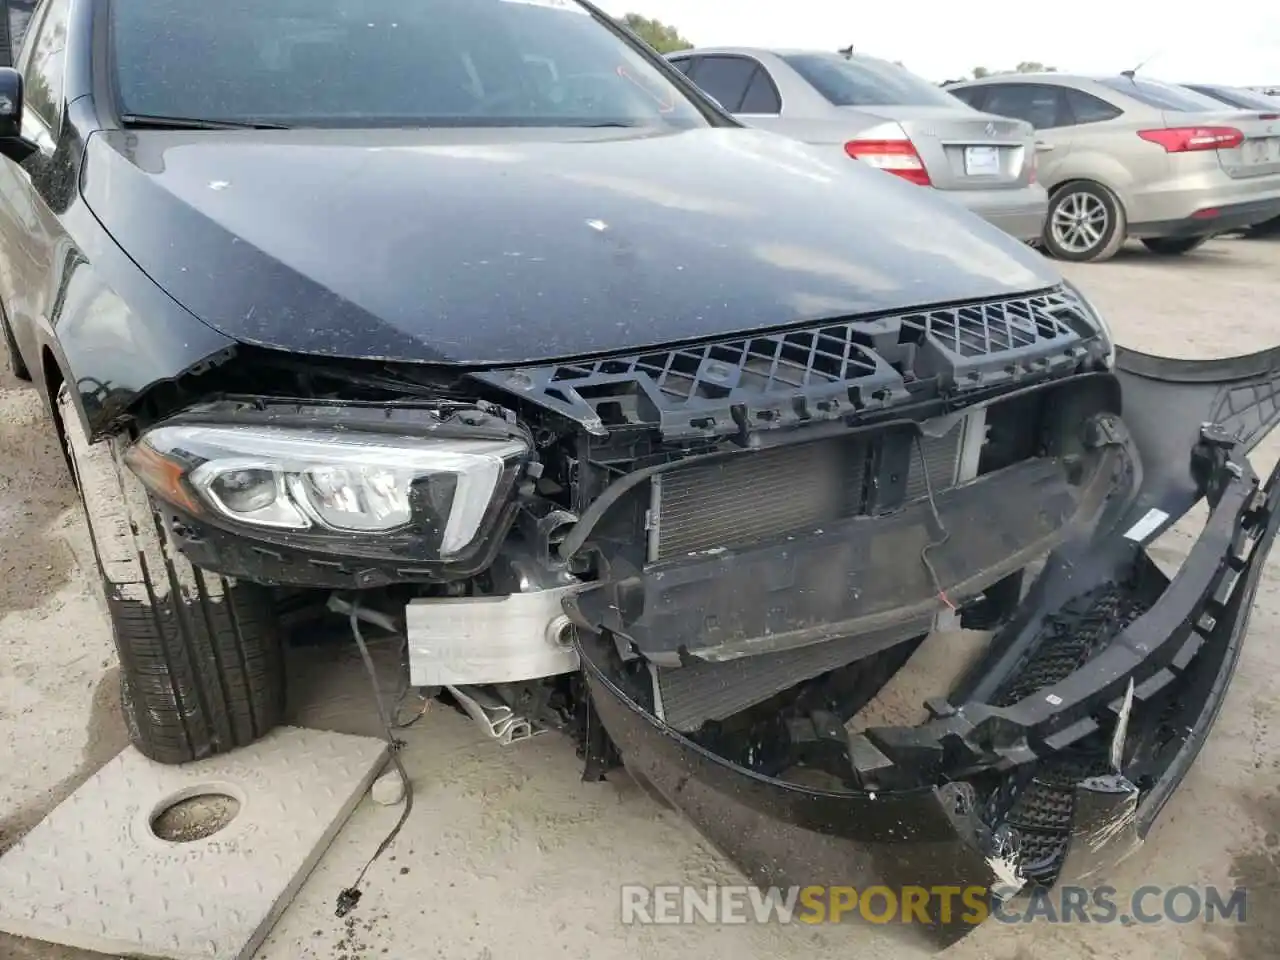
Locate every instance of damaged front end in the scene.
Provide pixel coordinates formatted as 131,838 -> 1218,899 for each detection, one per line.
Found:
576,344 -> 1280,947
114,285 -> 1280,948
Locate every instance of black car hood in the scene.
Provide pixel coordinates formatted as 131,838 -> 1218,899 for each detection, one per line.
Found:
81,126 -> 1060,365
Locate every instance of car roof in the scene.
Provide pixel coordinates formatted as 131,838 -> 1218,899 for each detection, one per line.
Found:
666,47 -> 892,62
951,73 -> 1100,87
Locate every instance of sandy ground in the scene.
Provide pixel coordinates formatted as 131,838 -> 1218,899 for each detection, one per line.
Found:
2,237 -> 1279,960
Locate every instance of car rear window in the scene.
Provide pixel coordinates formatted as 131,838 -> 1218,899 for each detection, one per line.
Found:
781,53 -> 960,108
1096,77 -> 1227,112
1185,85 -> 1280,111
109,0 -> 713,129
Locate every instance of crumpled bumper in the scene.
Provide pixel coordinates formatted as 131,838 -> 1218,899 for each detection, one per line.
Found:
577,345 -> 1280,949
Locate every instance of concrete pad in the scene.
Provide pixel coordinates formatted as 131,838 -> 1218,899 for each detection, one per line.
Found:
0,726 -> 388,960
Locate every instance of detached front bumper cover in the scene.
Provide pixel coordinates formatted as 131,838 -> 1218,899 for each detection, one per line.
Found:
578,345 -> 1280,949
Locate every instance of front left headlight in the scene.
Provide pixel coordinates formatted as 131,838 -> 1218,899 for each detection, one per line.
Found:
125,423 -> 529,561
1061,278 -> 1116,370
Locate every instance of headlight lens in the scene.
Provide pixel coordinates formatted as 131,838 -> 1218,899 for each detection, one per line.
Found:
128,424 -> 528,559
1062,279 -> 1116,369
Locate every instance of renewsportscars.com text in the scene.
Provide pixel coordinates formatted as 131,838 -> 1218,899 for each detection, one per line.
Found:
619,884 -> 1248,926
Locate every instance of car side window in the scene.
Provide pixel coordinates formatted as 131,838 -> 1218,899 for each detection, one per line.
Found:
980,83 -> 1066,130
685,55 -> 757,112
20,0 -> 71,130
1063,89 -> 1122,125
668,57 -> 693,76
739,64 -> 782,114
3,1 -> 39,65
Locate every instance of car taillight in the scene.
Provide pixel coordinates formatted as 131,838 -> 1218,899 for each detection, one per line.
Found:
1138,126 -> 1245,152
844,139 -> 932,186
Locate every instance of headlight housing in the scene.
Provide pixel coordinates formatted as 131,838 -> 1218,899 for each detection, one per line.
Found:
126,420 -> 529,562
1061,279 -> 1116,369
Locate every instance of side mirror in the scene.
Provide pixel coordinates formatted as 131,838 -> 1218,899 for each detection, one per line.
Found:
0,68 -> 23,140
0,67 -> 36,163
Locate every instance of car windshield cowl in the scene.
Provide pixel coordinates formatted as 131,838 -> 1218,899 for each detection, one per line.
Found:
109,0 -> 719,131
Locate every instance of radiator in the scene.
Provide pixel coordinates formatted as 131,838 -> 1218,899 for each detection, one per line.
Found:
648,424 -> 965,562
904,429 -> 964,502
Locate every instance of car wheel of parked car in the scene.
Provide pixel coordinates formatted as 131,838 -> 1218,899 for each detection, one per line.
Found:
1,309 -> 30,381
1141,237 -> 1208,256
1043,181 -> 1126,263
57,385 -> 285,765
1243,218 -> 1280,238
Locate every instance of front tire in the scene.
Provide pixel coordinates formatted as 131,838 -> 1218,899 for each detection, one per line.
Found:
1141,236 -> 1207,256
58,386 -> 284,764
1042,181 -> 1126,263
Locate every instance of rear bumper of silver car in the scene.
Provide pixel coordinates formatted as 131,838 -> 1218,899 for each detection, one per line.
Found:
946,184 -> 1049,242
1127,161 -> 1280,233
1129,195 -> 1280,238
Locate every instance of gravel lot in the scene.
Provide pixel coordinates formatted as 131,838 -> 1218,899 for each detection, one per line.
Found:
2,237 -> 1278,960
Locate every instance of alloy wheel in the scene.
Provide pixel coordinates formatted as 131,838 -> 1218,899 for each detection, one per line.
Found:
1050,191 -> 1110,256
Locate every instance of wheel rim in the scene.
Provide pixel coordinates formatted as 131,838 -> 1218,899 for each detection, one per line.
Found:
1051,191 -> 1109,254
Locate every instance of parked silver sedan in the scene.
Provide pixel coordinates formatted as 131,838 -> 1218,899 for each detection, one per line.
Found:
666,47 -> 1048,242
948,74 -> 1280,261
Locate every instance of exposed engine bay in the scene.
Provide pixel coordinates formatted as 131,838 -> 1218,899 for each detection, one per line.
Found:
102,285 -> 1280,947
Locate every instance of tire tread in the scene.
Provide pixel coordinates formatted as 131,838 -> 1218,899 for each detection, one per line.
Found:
59,388 -> 283,764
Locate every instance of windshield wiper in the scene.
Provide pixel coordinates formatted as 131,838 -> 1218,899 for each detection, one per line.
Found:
118,114 -> 291,130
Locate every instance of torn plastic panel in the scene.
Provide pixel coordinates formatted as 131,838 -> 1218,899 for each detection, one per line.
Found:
564,371 -> 1130,665
567,445 -> 1124,666
575,346 -> 1280,946
581,628 -> 1021,949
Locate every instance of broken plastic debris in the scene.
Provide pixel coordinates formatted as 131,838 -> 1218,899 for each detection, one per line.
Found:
371,771 -> 406,806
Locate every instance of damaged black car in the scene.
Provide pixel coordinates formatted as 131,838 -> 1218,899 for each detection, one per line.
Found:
2,0 -> 1279,948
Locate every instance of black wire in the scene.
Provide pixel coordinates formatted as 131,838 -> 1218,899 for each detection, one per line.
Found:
336,600 -> 416,917
914,430 -> 954,610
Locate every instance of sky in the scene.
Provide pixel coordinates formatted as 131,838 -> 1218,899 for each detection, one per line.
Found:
599,0 -> 1280,87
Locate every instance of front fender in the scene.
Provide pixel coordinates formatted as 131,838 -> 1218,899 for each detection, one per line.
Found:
39,203 -> 238,441
1047,149 -> 1137,205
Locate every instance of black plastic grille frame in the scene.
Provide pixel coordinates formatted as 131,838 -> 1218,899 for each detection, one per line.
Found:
474,287 -> 1092,440
903,294 -> 1076,359
557,326 -> 885,402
